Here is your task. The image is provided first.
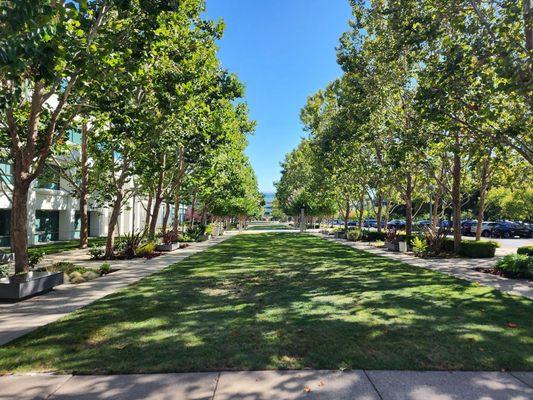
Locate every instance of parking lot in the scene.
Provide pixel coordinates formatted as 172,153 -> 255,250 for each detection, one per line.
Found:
460,235 -> 533,255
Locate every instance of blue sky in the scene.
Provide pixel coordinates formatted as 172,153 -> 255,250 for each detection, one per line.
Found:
204,0 -> 352,193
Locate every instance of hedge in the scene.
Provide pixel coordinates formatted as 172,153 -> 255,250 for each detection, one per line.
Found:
442,238 -> 455,252
362,230 -> 387,241
495,254 -> 533,279
459,240 -> 499,258
517,245 -> 533,256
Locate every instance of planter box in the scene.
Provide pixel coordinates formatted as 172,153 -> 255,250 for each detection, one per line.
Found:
386,242 -> 400,252
398,241 -> 408,252
156,243 -> 180,252
0,271 -> 63,301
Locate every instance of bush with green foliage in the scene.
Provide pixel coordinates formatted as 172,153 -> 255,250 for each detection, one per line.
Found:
136,242 -> 157,257
495,254 -> 533,279
88,244 -> 104,260
362,230 -> 387,241
347,228 -> 362,241
0,264 -> 9,278
459,240 -> 499,258
28,251 -> 44,268
442,238 -> 455,252
412,237 -> 428,257
204,225 -> 213,236
517,246 -> 533,256
99,263 -> 111,275
48,262 -> 85,274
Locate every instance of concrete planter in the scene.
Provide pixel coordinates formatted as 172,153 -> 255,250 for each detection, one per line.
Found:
398,241 -> 408,252
0,271 -> 63,301
386,242 -> 399,252
156,243 -> 180,252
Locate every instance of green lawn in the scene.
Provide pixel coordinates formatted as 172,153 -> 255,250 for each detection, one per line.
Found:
1,233 -> 531,374
246,224 -> 290,230
26,237 -> 107,256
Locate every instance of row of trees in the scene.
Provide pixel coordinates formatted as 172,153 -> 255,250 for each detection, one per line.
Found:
276,0 -> 532,252
1,1 -> 262,273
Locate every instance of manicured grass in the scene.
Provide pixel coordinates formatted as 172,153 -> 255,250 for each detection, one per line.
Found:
246,224 -> 290,230
0,233 -> 531,374
26,237 -> 107,256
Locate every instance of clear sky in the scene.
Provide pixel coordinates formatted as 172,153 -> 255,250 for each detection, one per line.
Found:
204,0 -> 352,193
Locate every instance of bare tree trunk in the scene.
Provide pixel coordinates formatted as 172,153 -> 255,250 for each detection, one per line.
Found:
144,193 -> 152,230
343,198 -> 350,231
405,172 -> 413,235
79,122 -> 89,248
376,191 -> 383,233
523,0 -> 533,52
475,158 -> 490,241
162,202 -> 171,233
148,157 -> 165,238
432,194 -> 440,233
11,180 -> 31,274
358,193 -> 364,229
452,133 -> 462,253
104,192 -> 123,259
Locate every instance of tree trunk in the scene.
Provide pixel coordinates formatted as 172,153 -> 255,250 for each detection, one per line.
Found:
358,193 -> 364,229
144,193 -> 153,230
452,133 -> 462,253
475,158 -> 490,241
432,194 -> 440,233
524,0 -> 533,52
343,198 -> 350,231
190,191 -> 197,228
79,122 -> 89,248
376,191 -> 383,233
11,181 -> 31,274
405,172 -> 413,235
162,202 -> 171,233
104,192 -> 123,259
148,157 -> 165,238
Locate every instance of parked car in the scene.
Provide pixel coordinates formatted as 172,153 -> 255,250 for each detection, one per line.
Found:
347,220 -> 358,227
364,218 -> 376,228
460,220 -> 478,236
387,219 -> 406,230
469,221 -> 497,238
491,222 -> 533,238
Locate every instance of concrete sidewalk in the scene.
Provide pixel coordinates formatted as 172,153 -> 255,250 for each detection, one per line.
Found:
0,233 -> 235,346
0,370 -> 531,399
319,235 -> 533,300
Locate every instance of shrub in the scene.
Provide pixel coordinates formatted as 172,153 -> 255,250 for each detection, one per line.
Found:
99,263 -> 111,275
347,228 -> 362,241
517,246 -> 533,256
495,254 -> 533,279
412,237 -> 428,257
362,230 -> 387,241
162,230 -> 177,245
48,262 -> 83,274
82,270 -> 99,281
136,242 -> 157,257
88,244 -> 104,260
204,225 -> 213,236
459,240 -> 499,258
68,271 -> 85,284
441,238 -> 455,252
0,264 -> 9,278
28,250 -> 44,268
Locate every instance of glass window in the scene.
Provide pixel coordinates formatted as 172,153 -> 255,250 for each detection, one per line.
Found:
36,165 -> 60,190
0,163 -> 13,184
0,209 -> 11,247
35,210 -> 59,242
68,129 -> 82,145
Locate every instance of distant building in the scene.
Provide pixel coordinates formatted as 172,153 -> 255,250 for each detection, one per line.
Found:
263,192 -> 274,220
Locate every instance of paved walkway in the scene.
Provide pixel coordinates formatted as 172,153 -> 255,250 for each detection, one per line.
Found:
0,233 -> 235,346
318,234 -> 533,300
1,370 -> 531,399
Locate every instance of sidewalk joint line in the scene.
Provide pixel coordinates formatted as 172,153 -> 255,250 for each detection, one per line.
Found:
211,372 -> 221,400
363,370 -> 384,400
509,372 -> 533,389
44,375 -> 73,400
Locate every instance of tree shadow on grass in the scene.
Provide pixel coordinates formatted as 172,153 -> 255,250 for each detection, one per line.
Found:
0,233 -> 531,374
